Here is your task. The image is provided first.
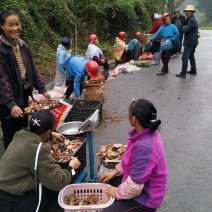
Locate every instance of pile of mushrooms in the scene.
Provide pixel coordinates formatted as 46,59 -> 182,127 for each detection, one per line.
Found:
49,138 -> 83,163
24,100 -> 59,113
65,194 -> 104,206
97,143 -> 126,161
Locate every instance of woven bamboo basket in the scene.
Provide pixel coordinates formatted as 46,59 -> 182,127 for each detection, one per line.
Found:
83,80 -> 105,101
142,30 -> 152,43
83,80 -> 103,88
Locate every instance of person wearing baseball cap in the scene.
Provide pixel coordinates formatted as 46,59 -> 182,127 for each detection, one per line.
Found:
0,110 -> 81,211
176,5 -> 199,78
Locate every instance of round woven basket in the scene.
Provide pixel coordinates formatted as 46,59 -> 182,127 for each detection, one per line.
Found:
84,87 -> 105,101
83,80 -> 105,101
143,30 -> 152,43
83,80 -> 103,89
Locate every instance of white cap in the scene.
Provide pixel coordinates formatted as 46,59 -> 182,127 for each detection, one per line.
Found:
154,13 -> 162,19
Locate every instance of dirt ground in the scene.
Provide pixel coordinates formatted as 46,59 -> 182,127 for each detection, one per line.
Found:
37,64 -> 56,84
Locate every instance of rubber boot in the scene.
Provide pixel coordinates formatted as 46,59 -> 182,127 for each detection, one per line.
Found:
151,52 -> 160,65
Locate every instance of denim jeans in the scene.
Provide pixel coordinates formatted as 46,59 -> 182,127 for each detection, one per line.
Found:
181,45 -> 197,75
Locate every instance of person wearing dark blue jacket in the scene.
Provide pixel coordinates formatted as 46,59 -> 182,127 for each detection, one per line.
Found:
176,5 -> 199,78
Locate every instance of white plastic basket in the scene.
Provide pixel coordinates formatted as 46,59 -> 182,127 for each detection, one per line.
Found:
58,183 -> 115,212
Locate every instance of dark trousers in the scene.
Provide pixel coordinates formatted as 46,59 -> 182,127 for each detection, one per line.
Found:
0,186 -> 58,212
151,42 -> 160,54
181,45 -> 197,75
0,89 -> 29,150
161,49 -> 173,73
93,56 -> 110,71
65,78 -> 83,99
103,176 -> 157,212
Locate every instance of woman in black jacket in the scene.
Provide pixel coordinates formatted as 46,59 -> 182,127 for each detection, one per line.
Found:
0,10 -> 51,149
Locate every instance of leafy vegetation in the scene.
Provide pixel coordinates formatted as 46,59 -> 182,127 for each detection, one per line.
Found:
0,0 -> 180,66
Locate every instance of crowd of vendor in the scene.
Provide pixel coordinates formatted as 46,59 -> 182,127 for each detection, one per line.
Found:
0,4 -> 199,211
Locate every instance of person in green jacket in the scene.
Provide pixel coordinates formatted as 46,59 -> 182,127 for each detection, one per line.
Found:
0,110 -> 81,212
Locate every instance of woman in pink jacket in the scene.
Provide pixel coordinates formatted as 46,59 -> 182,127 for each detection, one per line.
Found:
100,99 -> 168,212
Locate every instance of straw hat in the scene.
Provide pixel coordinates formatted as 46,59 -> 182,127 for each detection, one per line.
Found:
184,5 -> 196,13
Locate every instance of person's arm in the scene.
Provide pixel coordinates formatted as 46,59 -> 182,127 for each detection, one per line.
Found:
35,144 -> 73,191
150,26 -> 162,42
73,74 -> 83,98
181,18 -> 196,33
171,25 -> 180,41
0,52 -> 17,109
114,146 -> 154,200
24,45 -> 47,95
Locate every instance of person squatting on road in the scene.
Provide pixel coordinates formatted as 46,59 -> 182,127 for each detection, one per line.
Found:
86,34 -> 110,80
149,13 -> 163,65
175,5 -> 199,78
100,99 -> 168,212
54,37 -> 71,93
149,13 -> 179,75
127,32 -> 143,61
0,10 -> 51,150
0,110 -> 81,212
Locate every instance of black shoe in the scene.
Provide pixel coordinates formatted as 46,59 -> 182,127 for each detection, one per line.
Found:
176,73 -> 186,78
187,70 -> 197,75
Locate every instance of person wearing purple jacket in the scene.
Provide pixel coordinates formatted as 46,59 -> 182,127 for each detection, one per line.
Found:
100,99 -> 168,212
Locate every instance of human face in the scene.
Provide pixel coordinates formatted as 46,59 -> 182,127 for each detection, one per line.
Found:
94,38 -> 99,45
128,112 -> 136,127
164,16 -> 171,25
184,11 -> 193,18
1,15 -> 21,43
174,12 -> 179,18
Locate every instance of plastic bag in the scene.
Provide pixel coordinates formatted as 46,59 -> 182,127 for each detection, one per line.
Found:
140,52 -> 154,60
50,99 -> 72,130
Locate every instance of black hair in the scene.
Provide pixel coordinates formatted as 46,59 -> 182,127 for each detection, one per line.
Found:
0,10 -> 19,35
29,110 -> 55,135
129,99 -> 161,132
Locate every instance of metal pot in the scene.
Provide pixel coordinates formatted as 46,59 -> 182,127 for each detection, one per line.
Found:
57,121 -> 85,136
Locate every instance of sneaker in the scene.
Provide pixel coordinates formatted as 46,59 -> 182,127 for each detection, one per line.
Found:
175,52 -> 179,56
157,71 -> 167,75
175,73 -> 186,78
171,54 -> 176,58
187,70 -> 197,75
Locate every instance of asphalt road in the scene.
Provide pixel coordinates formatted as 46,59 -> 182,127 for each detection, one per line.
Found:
0,30 -> 212,212
93,30 -> 212,212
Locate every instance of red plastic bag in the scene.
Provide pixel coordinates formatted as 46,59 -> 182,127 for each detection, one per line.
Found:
140,52 -> 154,60
50,99 -> 72,130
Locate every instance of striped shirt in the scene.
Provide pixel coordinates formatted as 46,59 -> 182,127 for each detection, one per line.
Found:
12,42 -> 26,79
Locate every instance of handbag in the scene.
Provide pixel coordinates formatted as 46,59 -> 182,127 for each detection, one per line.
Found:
160,38 -> 174,51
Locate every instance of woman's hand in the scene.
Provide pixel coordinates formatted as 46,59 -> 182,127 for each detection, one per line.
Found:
52,132 -> 65,142
105,186 -> 117,197
69,157 -> 81,169
100,58 -> 105,64
42,92 -> 51,100
11,106 -> 24,118
99,169 -> 118,183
